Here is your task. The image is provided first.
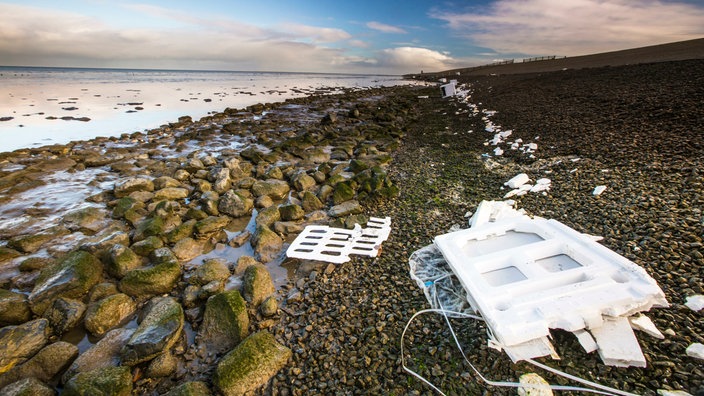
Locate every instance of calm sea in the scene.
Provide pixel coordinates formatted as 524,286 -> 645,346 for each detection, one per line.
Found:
0,66 -> 414,153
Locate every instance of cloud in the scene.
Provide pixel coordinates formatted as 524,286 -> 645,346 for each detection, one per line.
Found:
378,47 -> 458,73
281,23 -> 352,43
431,0 -> 704,56
366,21 -> 408,34
348,39 -> 370,48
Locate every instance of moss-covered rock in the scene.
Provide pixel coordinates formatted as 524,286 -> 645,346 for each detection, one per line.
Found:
8,226 -> 71,254
218,190 -> 254,218
153,187 -> 189,201
172,237 -> 204,262
106,244 -> 142,279
189,259 -> 231,286
111,197 -> 139,219
348,158 -> 370,174
278,204 -> 304,221
130,236 -> 164,257
212,331 -> 291,396
0,377 -> 54,396
42,297 -> 86,336
328,200 -> 363,218
133,216 -> 165,242
332,182 -> 355,205
292,172 -> 316,191
0,319 -> 50,375
194,216 -> 231,240
164,381 -> 213,396
199,290 -> 249,354
301,191 -> 324,212
114,176 -> 154,198
0,289 -> 31,326
0,247 -> 21,264
28,250 -> 103,315
84,293 -> 136,336
251,225 -> 283,263
165,219 -> 197,244
121,296 -> 183,366
119,248 -> 181,298
254,206 -> 280,229
242,265 -> 275,307
251,179 -> 290,200
62,365 -> 132,396
0,341 -> 78,389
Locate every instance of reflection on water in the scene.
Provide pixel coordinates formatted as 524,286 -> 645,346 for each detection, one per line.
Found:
0,66 -> 413,152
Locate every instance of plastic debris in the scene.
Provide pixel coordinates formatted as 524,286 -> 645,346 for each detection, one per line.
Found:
286,217 -> 391,264
440,81 -> 456,98
593,185 -> 607,195
518,373 -> 553,396
505,173 -> 530,189
629,315 -> 664,339
657,390 -> 695,396
685,294 -> 704,311
685,343 -> 704,360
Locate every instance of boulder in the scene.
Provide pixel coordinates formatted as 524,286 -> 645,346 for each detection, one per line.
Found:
153,176 -> 182,190
190,259 -> 230,286
301,191 -> 324,212
0,319 -> 50,374
154,187 -> 190,201
119,248 -> 181,298
79,231 -> 130,262
234,256 -> 261,275
279,204 -> 304,221
301,147 -> 330,163
88,283 -> 118,303
172,237 -> 204,262
0,289 -> 31,326
130,236 -> 164,257
218,190 -> 253,218
194,216 -> 230,240
318,184 -> 334,202
28,251 -> 103,315
199,290 -> 249,354
251,225 -> 283,263
42,297 -> 86,336
260,296 -> 278,317
62,207 -> 108,235
254,206 -> 280,229
273,221 -> 304,235
114,177 -> 154,198
106,244 -> 142,279
165,219 -> 197,244
292,172 -> 316,191
328,200 -> 363,218
212,331 -> 291,396
84,294 -> 136,336
7,226 -> 70,254
62,328 -> 134,383
332,182 -> 355,205
145,350 -> 176,378
251,179 -> 290,200
0,377 -> 54,396
164,381 -> 213,396
132,216 -> 165,242
255,195 -> 274,209
121,296 -> 183,366
0,247 -> 21,264
0,341 -> 78,388
242,265 -> 275,307
62,365 -> 132,396
111,197 -> 140,219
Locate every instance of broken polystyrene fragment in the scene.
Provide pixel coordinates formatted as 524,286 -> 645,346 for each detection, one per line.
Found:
593,185 -> 607,195
518,373 -> 553,396
493,147 -> 504,156
573,329 -> 598,353
629,315 -> 664,339
657,390 -> 695,396
501,337 -> 559,362
685,294 -> 704,311
685,343 -> 704,360
505,173 -> 530,189
468,200 -> 528,228
590,316 -> 646,368
530,178 -> 551,193
286,217 -> 391,264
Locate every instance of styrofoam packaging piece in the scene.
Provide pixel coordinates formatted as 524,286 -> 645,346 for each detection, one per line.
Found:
505,173 -> 530,189
433,216 -> 669,349
590,316 -> 646,367
440,82 -> 456,98
286,217 -> 391,264
685,294 -> 704,311
468,200 -> 528,229
685,343 -> 704,360
593,185 -> 607,195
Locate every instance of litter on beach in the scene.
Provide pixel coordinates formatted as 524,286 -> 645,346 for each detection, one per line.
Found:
405,200 -> 669,394
286,217 -> 391,264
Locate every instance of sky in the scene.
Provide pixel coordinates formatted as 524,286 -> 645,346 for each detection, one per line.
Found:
1,0 -> 703,75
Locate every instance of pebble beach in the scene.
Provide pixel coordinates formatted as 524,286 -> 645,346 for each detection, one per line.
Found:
0,57 -> 702,395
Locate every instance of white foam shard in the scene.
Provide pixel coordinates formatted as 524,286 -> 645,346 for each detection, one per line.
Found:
629,314 -> 664,339
574,329 -> 598,353
686,343 -> 704,360
685,294 -> 704,311
593,185 -> 607,195
286,217 -> 391,264
505,173 -> 530,189
468,200 -> 528,228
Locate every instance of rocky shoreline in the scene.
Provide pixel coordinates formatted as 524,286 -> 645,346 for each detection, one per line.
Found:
0,59 -> 702,395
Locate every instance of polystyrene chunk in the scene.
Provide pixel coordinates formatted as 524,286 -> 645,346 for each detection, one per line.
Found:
590,317 -> 646,367
573,329 -> 598,353
686,343 -> 704,360
505,173 -> 530,189
629,315 -> 664,339
685,295 -> 704,311
593,185 -> 607,195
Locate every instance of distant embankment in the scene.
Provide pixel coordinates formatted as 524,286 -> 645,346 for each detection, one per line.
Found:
407,38 -> 704,80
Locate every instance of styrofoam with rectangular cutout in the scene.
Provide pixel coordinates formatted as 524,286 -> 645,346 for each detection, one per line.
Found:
433,216 -> 669,348
286,217 -> 391,264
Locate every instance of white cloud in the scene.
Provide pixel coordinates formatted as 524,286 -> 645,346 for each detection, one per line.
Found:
432,0 -> 704,56
378,47 -> 458,73
281,23 -> 352,43
366,21 -> 408,34
348,39 -> 370,48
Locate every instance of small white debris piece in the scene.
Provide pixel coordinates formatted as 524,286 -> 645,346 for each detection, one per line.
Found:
493,147 -> 504,156
573,329 -> 598,353
686,343 -> 704,360
286,217 -> 391,264
468,200 -> 528,228
518,373 -> 554,396
593,185 -> 607,196
530,178 -> 551,193
685,295 -> 704,311
657,390 -> 693,396
502,337 -> 559,362
440,82 -> 456,97
629,315 -> 664,339
590,317 -> 646,368
505,173 -> 530,188
417,95 -> 429,99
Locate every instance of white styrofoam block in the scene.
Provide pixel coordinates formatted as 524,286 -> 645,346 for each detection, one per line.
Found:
591,316 -> 646,367
468,200 -> 528,229
593,185 -> 607,195
501,336 -> 559,363
505,173 -> 530,189
573,329 -> 598,353
685,294 -> 704,311
287,217 -> 391,264
433,216 -> 669,351
629,315 -> 664,339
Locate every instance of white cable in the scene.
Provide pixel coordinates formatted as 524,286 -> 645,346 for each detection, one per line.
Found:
400,281 -> 642,396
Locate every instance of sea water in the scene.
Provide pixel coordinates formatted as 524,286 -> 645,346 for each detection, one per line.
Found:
0,66 -> 415,153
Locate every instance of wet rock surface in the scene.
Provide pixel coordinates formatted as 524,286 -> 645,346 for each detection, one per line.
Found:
0,60 -> 701,394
